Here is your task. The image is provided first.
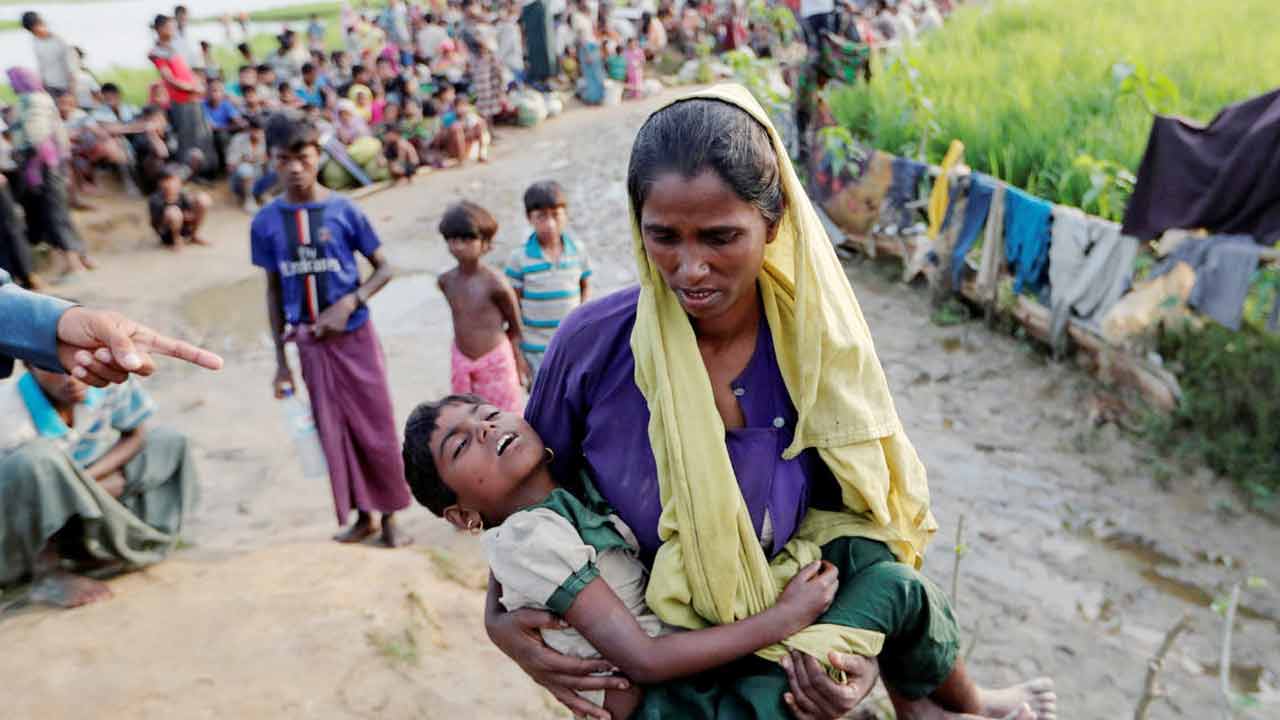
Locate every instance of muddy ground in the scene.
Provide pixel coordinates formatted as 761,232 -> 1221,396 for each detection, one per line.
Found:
1,90 -> 1276,719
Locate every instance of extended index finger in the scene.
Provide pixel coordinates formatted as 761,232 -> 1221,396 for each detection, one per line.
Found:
133,326 -> 224,371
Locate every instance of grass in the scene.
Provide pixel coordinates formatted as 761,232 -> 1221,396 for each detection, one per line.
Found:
1146,322 -> 1280,500
1,16 -> 348,106
0,19 -> 18,31
195,1 -> 343,24
827,0 -> 1280,219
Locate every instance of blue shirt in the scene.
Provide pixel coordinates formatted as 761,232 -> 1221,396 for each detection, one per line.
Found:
0,269 -> 74,379
504,233 -> 591,353
250,194 -> 380,332
203,98 -> 242,130
0,373 -> 154,468
294,79 -> 328,108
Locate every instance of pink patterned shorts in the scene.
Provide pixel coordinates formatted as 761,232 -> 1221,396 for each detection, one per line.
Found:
450,341 -> 525,413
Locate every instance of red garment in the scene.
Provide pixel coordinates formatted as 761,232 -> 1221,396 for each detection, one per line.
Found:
149,45 -> 198,104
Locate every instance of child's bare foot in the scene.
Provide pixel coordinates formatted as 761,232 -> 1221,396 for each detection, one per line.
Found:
980,679 -> 1056,720
29,571 -> 114,608
78,253 -> 96,270
190,235 -> 211,246
379,515 -> 414,548
333,514 -> 378,543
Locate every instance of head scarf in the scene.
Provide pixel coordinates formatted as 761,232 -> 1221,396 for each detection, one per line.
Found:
6,67 -> 42,94
6,67 -> 65,187
631,85 -> 936,675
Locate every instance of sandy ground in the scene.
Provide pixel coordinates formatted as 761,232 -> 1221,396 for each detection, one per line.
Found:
1,90 -> 1277,719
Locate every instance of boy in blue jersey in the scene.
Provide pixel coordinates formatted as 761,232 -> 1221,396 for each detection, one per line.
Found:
250,115 -> 413,548
504,181 -> 591,381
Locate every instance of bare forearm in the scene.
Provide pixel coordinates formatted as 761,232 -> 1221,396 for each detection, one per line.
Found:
84,428 -> 146,481
266,275 -> 288,367
355,262 -> 393,304
572,598 -> 796,685
484,573 -> 505,640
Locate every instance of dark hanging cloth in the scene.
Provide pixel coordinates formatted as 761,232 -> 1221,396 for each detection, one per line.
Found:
0,178 -> 34,286
1121,88 -> 1280,244
520,0 -> 557,85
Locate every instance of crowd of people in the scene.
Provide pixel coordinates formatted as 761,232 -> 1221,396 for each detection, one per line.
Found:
0,0 -> 844,291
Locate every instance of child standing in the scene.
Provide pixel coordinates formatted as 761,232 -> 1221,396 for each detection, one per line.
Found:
623,36 -> 645,98
438,202 -> 529,412
251,116 -> 413,548
504,181 -> 590,380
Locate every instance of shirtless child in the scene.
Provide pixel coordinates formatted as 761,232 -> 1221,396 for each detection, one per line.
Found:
437,202 -> 531,412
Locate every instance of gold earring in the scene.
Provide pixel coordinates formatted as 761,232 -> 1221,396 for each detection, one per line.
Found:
544,447 -> 556,464
467,519 -> 484,536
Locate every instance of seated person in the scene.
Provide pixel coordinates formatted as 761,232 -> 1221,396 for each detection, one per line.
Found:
294,62 -> 329,109
148,164 -> 212,250
0,364 -> 198,609
55,88 -> 137,196
380,123 -> 419,183
227,64 -> 257,103
225,117 -> 269,212
255,64 -> 281,105
133,105 -> 204,194
400,98 -> 444,167
202,78 -> 248,169
239,84 -> 268,123
277,80 -> 306,111
402,396 -> 840,720
91,82 -> 142,126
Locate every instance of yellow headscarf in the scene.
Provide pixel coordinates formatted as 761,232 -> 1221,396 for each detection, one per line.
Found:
630,85 -> 937,674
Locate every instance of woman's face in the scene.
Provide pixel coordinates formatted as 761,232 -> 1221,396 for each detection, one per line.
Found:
640,169 -> 774,323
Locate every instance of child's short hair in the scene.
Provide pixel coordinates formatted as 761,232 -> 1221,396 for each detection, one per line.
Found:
266,113 -> 320,152
523,181 -> 567,214
157,163 -> 185,183
439,201 -> 498,242
402,394 -> 485,516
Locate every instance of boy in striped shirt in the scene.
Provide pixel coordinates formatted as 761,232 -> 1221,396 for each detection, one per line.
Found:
505,181 -> 591,381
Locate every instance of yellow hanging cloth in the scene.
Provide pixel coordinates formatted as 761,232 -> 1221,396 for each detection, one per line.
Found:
927,140 -> 965,240
630,85 -> 936,678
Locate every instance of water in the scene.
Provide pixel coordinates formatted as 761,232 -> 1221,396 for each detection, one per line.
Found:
0,0 -> 327,73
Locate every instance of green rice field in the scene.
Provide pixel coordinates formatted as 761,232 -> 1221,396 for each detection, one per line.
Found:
828,0 -> 1280,219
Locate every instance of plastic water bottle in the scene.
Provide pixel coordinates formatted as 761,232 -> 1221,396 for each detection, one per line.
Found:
282,390 -> 328,479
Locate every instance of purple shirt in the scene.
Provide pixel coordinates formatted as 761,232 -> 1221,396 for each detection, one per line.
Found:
526,287 -> 841,565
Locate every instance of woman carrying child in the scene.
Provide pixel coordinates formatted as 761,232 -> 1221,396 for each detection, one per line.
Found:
480,86 -> 1058,720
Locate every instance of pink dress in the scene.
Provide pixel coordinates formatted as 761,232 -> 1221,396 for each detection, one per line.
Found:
624,47 -> 645,96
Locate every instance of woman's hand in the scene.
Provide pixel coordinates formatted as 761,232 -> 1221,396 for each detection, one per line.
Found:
486,606 -> 630,720
781,650 -> 879,720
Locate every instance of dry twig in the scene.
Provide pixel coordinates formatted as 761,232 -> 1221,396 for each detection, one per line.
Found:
951,514 -> 967,610
1219,582 -> 1241,720
1133,613 -> 1192,720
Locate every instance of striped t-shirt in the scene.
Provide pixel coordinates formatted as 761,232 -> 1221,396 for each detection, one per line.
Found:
505,233 -> 591,354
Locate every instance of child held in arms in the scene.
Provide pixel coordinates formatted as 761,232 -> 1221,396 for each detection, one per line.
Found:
403,396 -> 1055,720
437,202 -> 530,412
401,395 -> 840,719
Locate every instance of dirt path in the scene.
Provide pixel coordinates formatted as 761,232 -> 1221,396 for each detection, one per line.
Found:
1,90 -> 1276,719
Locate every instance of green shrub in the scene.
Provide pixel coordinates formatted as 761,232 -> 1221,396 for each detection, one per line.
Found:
1152,322 -> 1280,500
827,0 -> 1280,219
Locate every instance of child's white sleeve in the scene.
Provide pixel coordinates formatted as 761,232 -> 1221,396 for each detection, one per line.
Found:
483,508 -> 599,615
